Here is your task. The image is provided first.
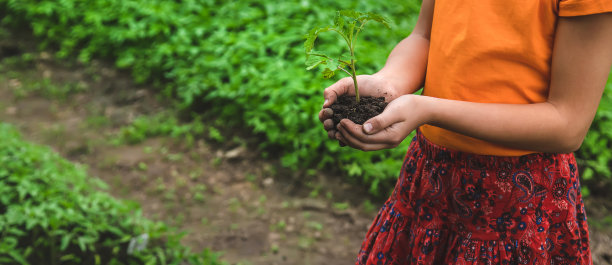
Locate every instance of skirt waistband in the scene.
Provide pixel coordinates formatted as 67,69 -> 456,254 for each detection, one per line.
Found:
414,130 -> 573,169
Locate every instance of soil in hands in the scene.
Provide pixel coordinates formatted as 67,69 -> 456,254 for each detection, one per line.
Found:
331,95 -> 387,126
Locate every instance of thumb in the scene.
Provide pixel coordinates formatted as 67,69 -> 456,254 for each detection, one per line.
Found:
362,106 -> 401,135
323,78 -> 351,107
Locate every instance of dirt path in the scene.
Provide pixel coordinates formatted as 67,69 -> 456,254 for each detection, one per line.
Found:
1,33 -> 611,265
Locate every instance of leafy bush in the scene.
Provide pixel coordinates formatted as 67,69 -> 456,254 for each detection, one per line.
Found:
0,123 -> 224,264
0,0 -> 420,195
1,0 -> 610,195
577,74 -> 612,195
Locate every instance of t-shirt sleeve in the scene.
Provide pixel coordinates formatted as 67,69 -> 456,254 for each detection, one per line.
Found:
558,0 -> 612,17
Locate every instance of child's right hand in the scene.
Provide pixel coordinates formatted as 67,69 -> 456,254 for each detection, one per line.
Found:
318,74 -> 400,143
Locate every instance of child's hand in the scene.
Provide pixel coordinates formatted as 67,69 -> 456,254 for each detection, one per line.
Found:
334,95 -> 427,151
318,74 -> 399,142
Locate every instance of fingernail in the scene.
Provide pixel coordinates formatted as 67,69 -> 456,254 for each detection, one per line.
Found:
364,123 -> 372,133
323,99 -> 328,106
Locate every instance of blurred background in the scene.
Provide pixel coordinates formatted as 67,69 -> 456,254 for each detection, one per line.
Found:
0,0 -> 610,264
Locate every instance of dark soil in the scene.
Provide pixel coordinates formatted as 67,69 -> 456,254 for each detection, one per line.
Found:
330,95 -> 387,125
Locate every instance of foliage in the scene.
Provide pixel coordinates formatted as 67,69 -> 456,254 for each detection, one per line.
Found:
1,0 -> 610,195
305,10 -> 390,102
0,123 -> 224,264
0,0 -> 420,195
113,112 -> 205,147
576,74 -> 612,195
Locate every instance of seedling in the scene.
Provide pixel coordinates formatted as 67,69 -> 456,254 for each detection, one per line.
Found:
304,10 -> 390,103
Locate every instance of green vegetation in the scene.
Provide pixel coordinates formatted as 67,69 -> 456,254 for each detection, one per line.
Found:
577,73 -> 612,195
305,10 -> 390,102
112,112 -> 205,147
0,123 -> 223,264
0,0 -> 420,196
1,0 -> 610,196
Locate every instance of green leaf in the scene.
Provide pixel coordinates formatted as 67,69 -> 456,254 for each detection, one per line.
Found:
347,163 -> 363,176
348,21 -> 356,42
327,59 -> 339,71
307,50 -> 334,60
305,57 -> 326,70
322,68 -> 336,79
338,10 -> 361,19
333,202 -> 350,211
60,234 -> 73,251
303,26 -> 332,55
8,251 -> 28,265
77,236 -> 87,252
581,186 -> 590,197
60,254 -> 77,262
333,11 -> 345,31
303,28 -> 318,55
306,50 -> 351,72
363,12 -> 391,28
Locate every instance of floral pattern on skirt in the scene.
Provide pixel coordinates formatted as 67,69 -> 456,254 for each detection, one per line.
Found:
356,131 -> 591,265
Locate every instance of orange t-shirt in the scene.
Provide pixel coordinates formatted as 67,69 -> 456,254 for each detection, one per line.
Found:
420,0 -> 612,156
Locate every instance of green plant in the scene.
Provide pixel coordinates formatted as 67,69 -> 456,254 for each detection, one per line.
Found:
0,0 -> 438,196
0,123 -> 224,264
191,183 -> 207,203
270,244 -> 279,254
361,199 -> 377,213
305,10 -> 389,103
333,201 -> 350,211
576,74 -> 612,195
137,162 -> 148,171
306,221 -> 323,231
111,112 -> 204,146
270,220 -> 286,231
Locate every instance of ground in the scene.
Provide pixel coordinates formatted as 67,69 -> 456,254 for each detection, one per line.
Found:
1,32 -> 611,265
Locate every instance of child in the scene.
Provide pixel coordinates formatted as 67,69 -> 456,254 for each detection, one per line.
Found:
319,0 -> 612,264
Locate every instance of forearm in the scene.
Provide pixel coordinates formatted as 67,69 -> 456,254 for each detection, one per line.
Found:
375,34 -> 429,96
333,11 -> 611,154
418,96 -> 594,153
416,14 -> 612,154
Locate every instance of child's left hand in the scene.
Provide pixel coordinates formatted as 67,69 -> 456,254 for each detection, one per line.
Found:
335,94 -> 427,151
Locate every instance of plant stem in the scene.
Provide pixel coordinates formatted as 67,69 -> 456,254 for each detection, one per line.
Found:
339,67 -> 352,77
350,59 -> 359,103
348,22 -> 360,103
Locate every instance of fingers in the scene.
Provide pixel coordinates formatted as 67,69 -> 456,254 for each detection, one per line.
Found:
362,101 -> 404,135
323,77 -> 352,108
339,119 -> 398,145
336,126 -> 394,151
328,129 -> 337,140
336,132 -> 346,147
318,108 -> 333,122
319,108 -> 336,140
336,120 -> 401,151
323,119 -> 334,130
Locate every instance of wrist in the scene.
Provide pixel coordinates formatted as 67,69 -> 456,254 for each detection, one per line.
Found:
373,71 -> 401,93
410,94 -> 434,127
374,70 -> 419,96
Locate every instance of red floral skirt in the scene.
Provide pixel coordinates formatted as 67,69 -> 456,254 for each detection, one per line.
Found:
356,131 -> 591,265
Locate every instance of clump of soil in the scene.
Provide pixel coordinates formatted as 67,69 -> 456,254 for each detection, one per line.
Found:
330,95 -> 387,125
